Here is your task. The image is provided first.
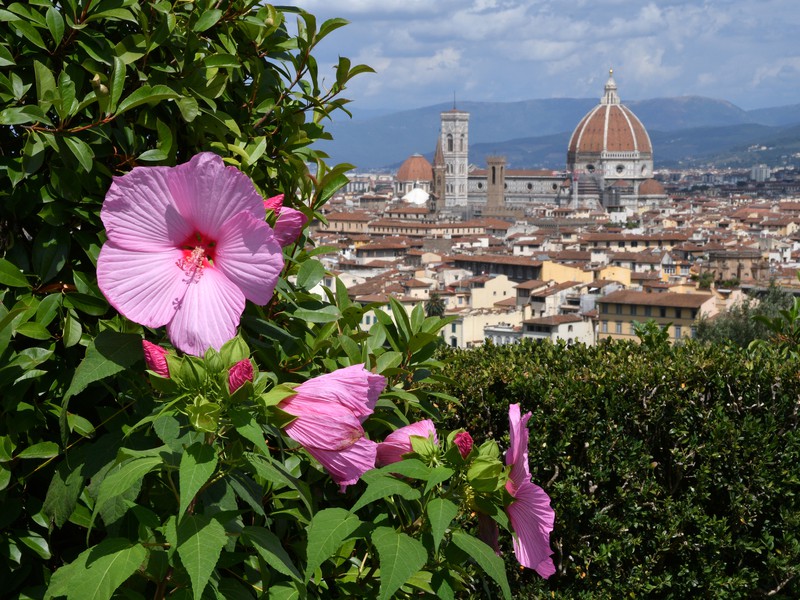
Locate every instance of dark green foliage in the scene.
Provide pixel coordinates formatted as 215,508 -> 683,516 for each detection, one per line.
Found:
695,283 -> 794,347
438,339 -> 800,598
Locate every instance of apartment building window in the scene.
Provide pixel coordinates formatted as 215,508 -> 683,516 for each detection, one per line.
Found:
630,322 -> 637,335
660,307 -> 667,318
630,306 -> 637,317
601,304 -> 609,314
644,306 -> 652,317
602,321 -> 608,333
451,323 -> 457,333
674,325 -> 682,339
675,308 -> 682,319
615,304 -> 622,315
615,322 -> 622,334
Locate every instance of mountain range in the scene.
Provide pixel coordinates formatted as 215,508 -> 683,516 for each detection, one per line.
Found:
320,97 -> 800,172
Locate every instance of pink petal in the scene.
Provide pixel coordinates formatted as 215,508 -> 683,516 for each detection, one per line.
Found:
101,166 -> 193,252
376,420 -> 437,466
281,396 -> 365,451
228,359 -> 253,393
294,364 -> 386,421
263,194 -> 284,211
97,244 -> 186,328
213,211 -> 283,305
168,153 -> 266,236
305,437 -> 378,492
273,207 -> 308,247
142,340 -> 170,377
166,266 -> 245,356
506,480 -> 556,578
506,403 -> 532,495
454,431 -> 474,458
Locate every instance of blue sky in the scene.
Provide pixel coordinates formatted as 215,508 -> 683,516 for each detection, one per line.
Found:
280,0 -> 800,113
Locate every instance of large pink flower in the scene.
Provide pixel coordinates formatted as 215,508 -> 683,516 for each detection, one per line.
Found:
505,403 -> 556,578
278,364 -> 386,491
97,153 -> 283,356
376,419 -> 437,466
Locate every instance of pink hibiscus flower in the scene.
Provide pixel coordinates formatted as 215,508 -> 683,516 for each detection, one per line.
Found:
376,419 -> 437,466
97,153 -> 284,356
505,403 -> 556,578
263,194 -> 309,247
278,364 -> 386,491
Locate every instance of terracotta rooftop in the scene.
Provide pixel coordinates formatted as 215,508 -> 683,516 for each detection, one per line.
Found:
599,290 -> 713,308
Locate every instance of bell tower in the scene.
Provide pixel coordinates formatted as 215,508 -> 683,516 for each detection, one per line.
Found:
440,107 -> 469,207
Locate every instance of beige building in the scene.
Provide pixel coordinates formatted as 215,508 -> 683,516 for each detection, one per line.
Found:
597,290 -> 717,343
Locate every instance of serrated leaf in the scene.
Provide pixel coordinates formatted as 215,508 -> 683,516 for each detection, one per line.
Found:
371,527 -> 427,600
17,441 -> 59,459
94,456 -> 161,515
427,498 -> 458,553
64,331 -> 143,401
450,531 -> 511,600
179,443 -> 218,518
350,473 -> 420,513
242,526 -> 302,581
45,538 -> 147,600
305,508 -> 361,582
176,515 -> 227,600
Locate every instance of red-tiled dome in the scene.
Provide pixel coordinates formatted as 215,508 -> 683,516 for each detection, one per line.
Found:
639,178 -> 666,195
567,72 -> 652,157
396,154 -> 433,182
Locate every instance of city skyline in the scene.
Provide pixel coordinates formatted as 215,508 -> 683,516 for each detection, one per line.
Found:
282,0 -> 800,115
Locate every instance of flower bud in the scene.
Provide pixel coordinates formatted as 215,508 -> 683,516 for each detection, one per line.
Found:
228,359 -> 254,393
142,340 -> 169,377
453,431 -> 473,458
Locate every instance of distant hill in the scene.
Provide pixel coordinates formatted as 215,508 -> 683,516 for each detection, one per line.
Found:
321,96 -> 800,171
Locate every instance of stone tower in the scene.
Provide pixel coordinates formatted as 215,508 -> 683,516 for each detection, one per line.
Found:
440,108 -> 469,207
431,135 -> 446,213
485,156 -> 506,212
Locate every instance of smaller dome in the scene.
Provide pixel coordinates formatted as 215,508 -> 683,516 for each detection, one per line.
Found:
397,154 -> 433,182
639,179 -> 666,195
402,188 -> 430,205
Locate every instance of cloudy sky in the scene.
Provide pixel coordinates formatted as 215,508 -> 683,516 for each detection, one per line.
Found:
280,0 -> 800,114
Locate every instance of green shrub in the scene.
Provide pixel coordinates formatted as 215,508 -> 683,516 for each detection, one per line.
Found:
439,339 -> 800,598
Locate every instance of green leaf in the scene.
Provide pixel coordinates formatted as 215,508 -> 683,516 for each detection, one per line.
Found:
350,472 -> 420,513
94,456 -> 162,515
107,55 -> 125,114
32,225 -> 69,283
179,443 -> 218,518
64,331 -> 143,401
116,84 -> 179,115
63,136 -> 94,172
45,538 -> 147,600
204,53 -> 239,68
450,531 -> 511,600
0,258 -> 28,287
371,527 -> 427,600
0,104 -> 53,126
296,259 -> 325,290
45,6 -> 65,46
34,60 -> 56,109
304,508 -> 362,582
293,305 -> 340,323
17,441 -> 59,459
193,9 -> 222,32
242,526 -> 302,581
427,498 -> 458,553
176,514 -> 228,600
15,321 -> 51,340
63,310 -> 82,347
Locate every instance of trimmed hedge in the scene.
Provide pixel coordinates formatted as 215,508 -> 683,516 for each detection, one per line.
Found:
439,339 -> 800,598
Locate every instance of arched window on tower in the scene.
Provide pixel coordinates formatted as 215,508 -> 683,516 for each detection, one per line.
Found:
460,134 -> 465,151
447,134 -> 453,152
492,166 -> 496,185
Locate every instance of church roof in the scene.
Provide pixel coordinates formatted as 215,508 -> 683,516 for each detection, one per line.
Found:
567,70 -> 652,156
396,154 -> 433,182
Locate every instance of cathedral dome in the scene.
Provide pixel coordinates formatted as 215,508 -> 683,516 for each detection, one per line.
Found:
396,153 -> 433,183
567,70 -> 652,159
566,70 -> 654,183
638,178 -> 666,195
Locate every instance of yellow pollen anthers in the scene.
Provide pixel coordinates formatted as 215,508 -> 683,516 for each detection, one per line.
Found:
177,246 -> 207,283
